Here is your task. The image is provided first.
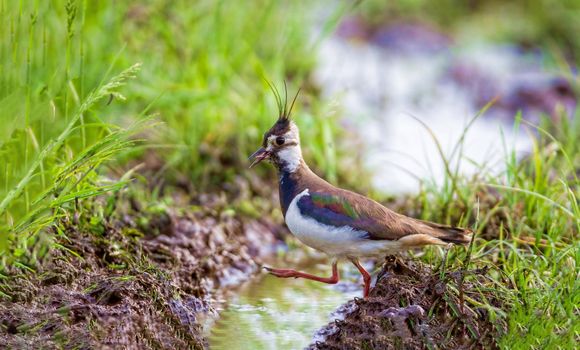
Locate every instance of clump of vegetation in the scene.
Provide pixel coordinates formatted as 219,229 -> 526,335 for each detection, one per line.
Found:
0,0 -> 148,269
378,114 -> 580,348
437,119 -> 578,347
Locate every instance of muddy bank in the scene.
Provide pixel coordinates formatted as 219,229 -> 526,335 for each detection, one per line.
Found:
309,258 -> 507,350
0,194 -> 281,349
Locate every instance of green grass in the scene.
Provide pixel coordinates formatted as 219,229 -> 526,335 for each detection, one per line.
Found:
0,0 -> 149,267
0,62 -> 144,266
408,112 -> 580,349
0,1 -> 351,268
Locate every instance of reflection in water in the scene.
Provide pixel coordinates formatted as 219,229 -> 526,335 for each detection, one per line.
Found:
208,262 -> 360,350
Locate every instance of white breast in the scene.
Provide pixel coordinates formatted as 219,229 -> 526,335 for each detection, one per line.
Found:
284,189 -> 402,258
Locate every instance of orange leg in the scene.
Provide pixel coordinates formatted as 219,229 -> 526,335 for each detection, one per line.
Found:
351,259 -> 371,298
264,260 -> 339,284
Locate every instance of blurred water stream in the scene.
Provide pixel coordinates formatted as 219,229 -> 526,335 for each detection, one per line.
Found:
314,21 -> 575,194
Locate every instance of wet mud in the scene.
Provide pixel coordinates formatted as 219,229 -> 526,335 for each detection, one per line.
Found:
0,195 -> 280,349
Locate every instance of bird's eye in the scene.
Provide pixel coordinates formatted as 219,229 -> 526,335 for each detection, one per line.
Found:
275,136 -> 285,146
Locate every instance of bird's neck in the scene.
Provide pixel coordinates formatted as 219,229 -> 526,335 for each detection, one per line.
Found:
278,160 -> 327,217
275,144 -> 303,173
275,143 -> 334,217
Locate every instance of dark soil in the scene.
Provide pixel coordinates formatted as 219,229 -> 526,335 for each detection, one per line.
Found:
0,194 -> 281,349
309,258 -> 507,350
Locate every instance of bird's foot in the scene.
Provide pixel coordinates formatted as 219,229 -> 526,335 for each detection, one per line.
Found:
263,266 -> 299,278
263,265 -> 340,284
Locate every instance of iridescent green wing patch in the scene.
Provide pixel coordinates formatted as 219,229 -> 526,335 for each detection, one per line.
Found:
310,193 -> 360,219
295,192 -> 367,231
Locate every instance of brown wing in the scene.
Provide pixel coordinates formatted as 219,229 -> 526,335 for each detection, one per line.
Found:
302,188 -> 471,244
334,189 -> 431,240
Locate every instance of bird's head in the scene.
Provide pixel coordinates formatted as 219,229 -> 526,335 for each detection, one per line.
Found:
249,84 -> 303,173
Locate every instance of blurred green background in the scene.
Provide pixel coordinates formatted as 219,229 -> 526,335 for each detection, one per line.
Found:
0,0 -> 347,260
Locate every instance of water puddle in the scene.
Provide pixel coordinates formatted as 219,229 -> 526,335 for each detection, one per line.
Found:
207,257 -> 361,349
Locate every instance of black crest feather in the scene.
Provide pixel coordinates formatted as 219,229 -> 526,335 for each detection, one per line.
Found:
265,80 -> 301,122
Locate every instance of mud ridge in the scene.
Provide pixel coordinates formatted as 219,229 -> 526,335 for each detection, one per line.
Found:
309,258 -> 507,350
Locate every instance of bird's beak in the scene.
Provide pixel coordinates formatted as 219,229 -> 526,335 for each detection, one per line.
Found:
248,147 -> 270,168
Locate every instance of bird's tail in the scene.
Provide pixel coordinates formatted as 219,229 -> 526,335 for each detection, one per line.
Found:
418,219 -> 473,245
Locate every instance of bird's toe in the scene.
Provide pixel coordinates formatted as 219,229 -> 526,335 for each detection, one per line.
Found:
264,267 -> 295,278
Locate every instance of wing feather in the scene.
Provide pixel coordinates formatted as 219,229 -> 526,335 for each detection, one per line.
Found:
296,189 -> 471,244
296,191 -> 406,240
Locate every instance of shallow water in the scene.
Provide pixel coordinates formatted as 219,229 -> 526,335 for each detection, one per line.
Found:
207,259 -> 361,349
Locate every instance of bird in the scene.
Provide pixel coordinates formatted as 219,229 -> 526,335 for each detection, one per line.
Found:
249,86 -> 472,298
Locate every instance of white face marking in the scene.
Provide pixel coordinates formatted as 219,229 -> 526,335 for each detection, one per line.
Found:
267,122 -> 303,173
284,189 -> 403,258
277,145 -> 301,173
266,134 -> 277,151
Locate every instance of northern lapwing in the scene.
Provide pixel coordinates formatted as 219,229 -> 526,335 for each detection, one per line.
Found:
249,87 -> 472,298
